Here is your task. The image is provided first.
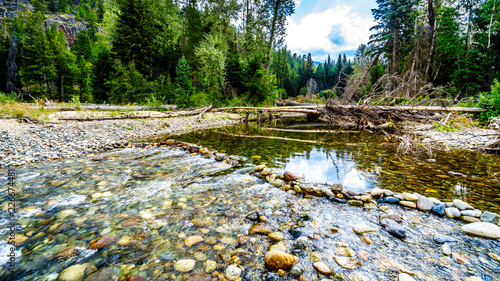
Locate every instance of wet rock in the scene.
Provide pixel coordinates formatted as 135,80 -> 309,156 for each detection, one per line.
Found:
488,252 -> 500,263
480,211 -> 500,224
460,222 -> 500,239
159,252 -> 178,262
460,216 -> 481,223
399,201 -> 416,208
290,264 -> 303,276
271,179 -> 285,188
370,187 -> 384,197
174,259 -> 196,272
398,273 -> 416,281
254,164 -> 266,171
225,265 -> 242,280
441,244 -> 452,256
357,250 -> 369,261
249,223 -> 272,235
349,200 -> 364,207
264,250 -> 298,270
380,219 -> 406,239
223,210 -> 239,218
185,235 -> 204,247
324,189 -> 334,197
416,196 -> 434,212
360,195 -> 372,202
451,252 -> 469,264
122,218 -> 140,227
268,232 -> 285,241
402,192 -> 418,201
126,276 -> 144,281
261,168 -> 271,176
266,272 -> 279,281
13,234 -> 29,246
379,214 -> 402,223
333,256 -> 361,270
58,263 -> 87,281
246,212 -> 259,221
205,260 -> 217,273
57,209 -> 77,219
313,262 -> 333,275
453,199 -> 474,210
89,235 -> 116,250
445,207 -> 462,219
352,223 -> 377,235
54,245 -> 82,259
284,171 -> 300,182
330,183 -> 343,192
83,267 -> 117,281
462,210 -> 482,218
377,197 -> 400,204
288,229 -> 302,239
433,234 -> 456,244
432,203 -> 446,217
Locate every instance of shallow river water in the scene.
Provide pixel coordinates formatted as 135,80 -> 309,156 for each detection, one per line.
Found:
1,125 -> 499,281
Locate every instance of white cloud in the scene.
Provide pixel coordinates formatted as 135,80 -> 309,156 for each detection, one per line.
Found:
285,5 -> 374,61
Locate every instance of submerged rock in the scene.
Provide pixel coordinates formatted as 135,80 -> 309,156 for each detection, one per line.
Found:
379,214 -> 402,223
380,219 -> 406,239
333,256 -> 361,270
185,235 -> 204,247
313,262 -> 333,275
352,223 -> 377,235
174,259 -> 196,272
58,263 -> 87,281
89,235 -> 116,250
480,211 -> 500,224
433,234 -> 456,244
225,265 -> 242,280
249,223 -> 272,235
264,250 -> 298,270
460,222 -> 500,239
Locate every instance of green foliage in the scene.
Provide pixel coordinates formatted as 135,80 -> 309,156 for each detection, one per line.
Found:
107,60 -> 148,104
196,34 -> 226,100
433,121 -> 458,132
174,57 -> 195,108
478,79 -> 500,121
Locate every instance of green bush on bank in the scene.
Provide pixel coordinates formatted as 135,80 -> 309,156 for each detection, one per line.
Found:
478,79 -> 500,122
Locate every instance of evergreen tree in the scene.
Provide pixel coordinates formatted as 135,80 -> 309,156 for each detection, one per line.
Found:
91,39 -> 113,103
74,30 -> 93,61
173,57 -> 195,107
20,12 -> 56,97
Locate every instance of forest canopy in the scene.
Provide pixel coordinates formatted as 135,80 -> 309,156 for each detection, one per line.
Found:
0,0 -> 499,110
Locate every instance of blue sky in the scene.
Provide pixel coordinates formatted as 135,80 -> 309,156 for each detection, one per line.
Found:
285,0 -> 378,62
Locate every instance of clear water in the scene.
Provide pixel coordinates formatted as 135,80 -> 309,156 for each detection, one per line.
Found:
0,126 -> 499,280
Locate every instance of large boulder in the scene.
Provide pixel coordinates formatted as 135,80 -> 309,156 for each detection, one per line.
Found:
460,222 -> 500,239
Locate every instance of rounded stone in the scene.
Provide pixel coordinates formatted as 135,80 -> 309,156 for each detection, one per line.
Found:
225,265 -> 242,281
58,263 -> 87,281
268,232 -> 285,241
399,201 -> 417,208
254,165 -> 266,171
205,260 -> 217,273
402,193 -> 418,201
313,262 -> 333,275
453,199 -> 474,211
370,187 -> 384,197
174,259 -> 196,272
445,207 -> 462,219
185,235 -> 204,247
352,223 -> 377,235
398,273 -> 416,281
264,250 -> 299,270
416,196 -> 434,212
460,222 -> 500,239
261,168 -> 272,176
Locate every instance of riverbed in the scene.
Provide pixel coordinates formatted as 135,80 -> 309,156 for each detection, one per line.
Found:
1,124 -> 500,281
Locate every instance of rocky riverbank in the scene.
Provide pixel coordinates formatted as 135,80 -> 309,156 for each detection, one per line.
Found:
403,123 -> 499,152
0,112 -> 239,167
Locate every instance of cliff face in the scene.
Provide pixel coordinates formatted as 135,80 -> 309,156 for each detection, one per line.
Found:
1,0 -> 88,47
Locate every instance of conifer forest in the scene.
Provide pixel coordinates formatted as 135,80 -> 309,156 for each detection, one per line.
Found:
0,0 -> 499,112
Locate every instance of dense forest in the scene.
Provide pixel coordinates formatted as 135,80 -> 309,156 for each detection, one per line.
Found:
0,0 -> 499,113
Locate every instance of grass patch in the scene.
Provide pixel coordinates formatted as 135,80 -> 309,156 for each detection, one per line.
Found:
0,93 -> 53,120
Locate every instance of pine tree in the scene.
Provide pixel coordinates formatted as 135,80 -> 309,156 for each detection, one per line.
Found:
91,39 -> 112,103
174,57 -> 195,107
74,30 -> 93,60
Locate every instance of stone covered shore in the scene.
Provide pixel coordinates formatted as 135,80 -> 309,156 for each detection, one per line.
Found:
0,113 -> 239,167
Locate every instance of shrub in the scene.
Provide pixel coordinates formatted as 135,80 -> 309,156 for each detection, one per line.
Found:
478,79 -> 500,122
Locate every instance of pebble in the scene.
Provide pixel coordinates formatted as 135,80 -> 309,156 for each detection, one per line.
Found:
330,183 -> 343,192
402,192 -> 418,201
185,235 -> 204,247
433,234 -> 456,244
89,235 -> 116,250
460,222 -> 500,239
205,260 -> 217,273
377,197 -> 400,204
432,203 -> 446,217
174,259 -> 196,272
313,262 -> 333,275
481,211 -> 500,224
264,250 -> 298,270
370,187 -> 384,197
352,223 -> 377,235
441,244 -> 452,256
225,265 -> 242,280
249,224 -> 272,235
333,256 -> 361,270
58,263 -> 87,281
416,196 -> 434,212
399,201 -> 416,208
453,199 -> 474,211
462,210 -> 482,218
380,214 -> 402,223
268,232 -> 285,241
380,219 -> 406,239
445,207 -> 461,219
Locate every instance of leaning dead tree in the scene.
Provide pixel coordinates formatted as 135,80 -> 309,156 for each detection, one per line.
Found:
306,78 -> 318,99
